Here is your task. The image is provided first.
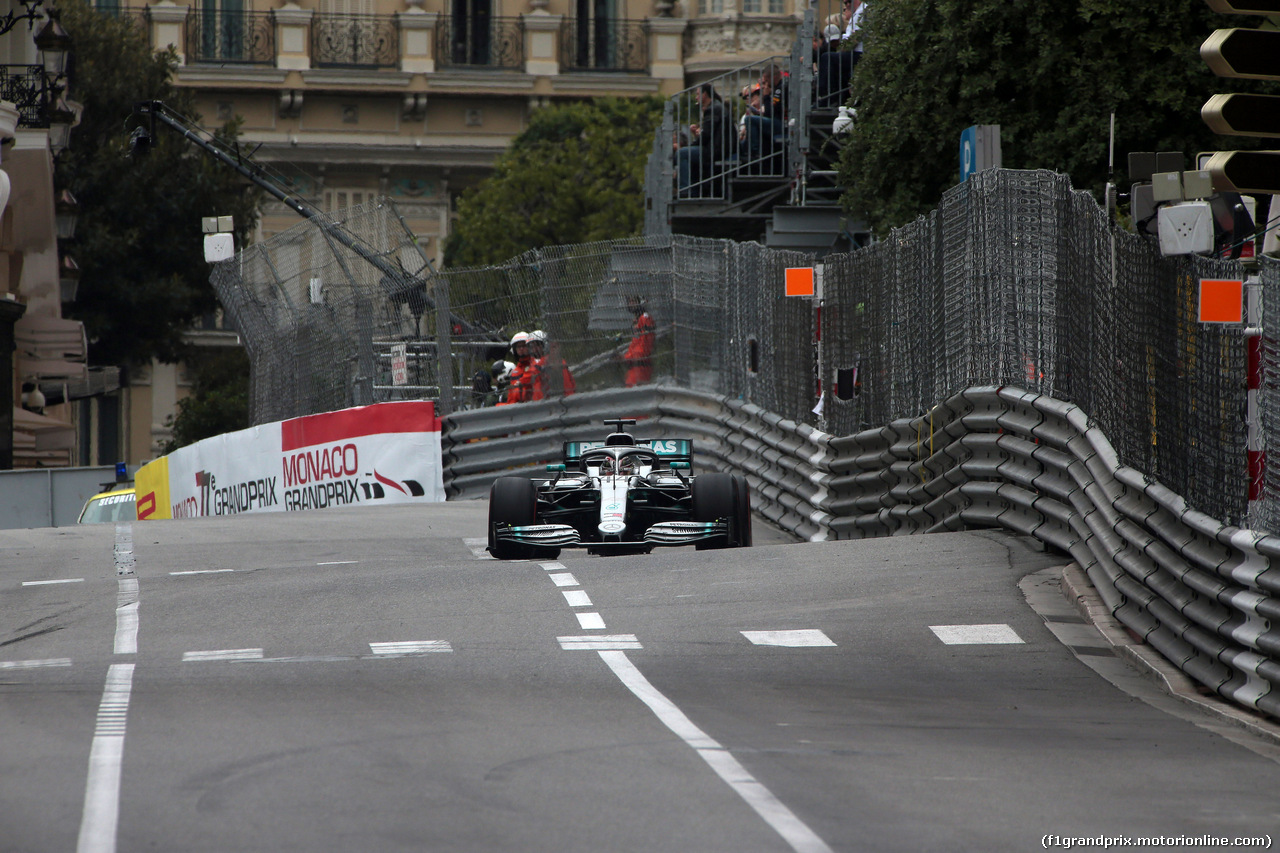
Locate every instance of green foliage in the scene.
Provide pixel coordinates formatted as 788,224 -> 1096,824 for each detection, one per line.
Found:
838,0 -> 1279,234
162,348 -> 250,453
444,97 -> 665,268
56,0 -> 260,368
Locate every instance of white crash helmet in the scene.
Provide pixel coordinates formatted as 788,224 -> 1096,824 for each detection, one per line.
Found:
529,330 -> 547,345
510,331 -> 530,352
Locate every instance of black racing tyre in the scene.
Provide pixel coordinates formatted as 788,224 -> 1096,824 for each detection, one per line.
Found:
732,474 -> 753,548
488,477 -> 537,560
693,472 -> 736,550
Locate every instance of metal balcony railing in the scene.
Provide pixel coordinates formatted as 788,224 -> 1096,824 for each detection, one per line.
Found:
559,18 -> 647,72
311,14 -> 398,69
435,16 -> 523,69
0,65 -> 52,128
185,10 -> 275,66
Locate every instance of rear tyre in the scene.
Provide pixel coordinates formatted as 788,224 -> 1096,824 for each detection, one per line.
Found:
732,474 -> 752,548
488,477 -> 537,560
693,473 -> 736,550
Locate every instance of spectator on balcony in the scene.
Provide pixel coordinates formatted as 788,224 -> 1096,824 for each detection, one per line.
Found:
676,83 -> 732,199
738,82 -> 763,147
741,65 -> 788,175
817,0 -> 865,108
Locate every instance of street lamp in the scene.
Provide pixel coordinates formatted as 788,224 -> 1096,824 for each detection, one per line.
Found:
46,96 -> 74,156
55,188 -> 77,240
33,7 -> 71,80
58,253 -> 80,303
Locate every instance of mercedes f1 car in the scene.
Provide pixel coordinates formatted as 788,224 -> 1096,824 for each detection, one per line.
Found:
486,420 -> 752,559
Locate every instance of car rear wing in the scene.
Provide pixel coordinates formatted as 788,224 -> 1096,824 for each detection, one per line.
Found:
563,439 -> 693,470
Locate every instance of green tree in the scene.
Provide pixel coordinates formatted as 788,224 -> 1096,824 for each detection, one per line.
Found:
161,348 -> 250,452
445,97 -> 665,267
57,0 -> 260,369
839,0 -> 1278,234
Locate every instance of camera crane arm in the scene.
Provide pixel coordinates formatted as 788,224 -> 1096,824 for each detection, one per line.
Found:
130,100 -> 494,341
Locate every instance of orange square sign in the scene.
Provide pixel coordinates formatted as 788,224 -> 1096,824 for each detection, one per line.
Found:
1199,279 -> 1243,324
785,267 -> 815,297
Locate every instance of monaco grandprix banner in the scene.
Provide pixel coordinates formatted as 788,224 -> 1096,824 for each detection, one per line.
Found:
134,401 -> 444,520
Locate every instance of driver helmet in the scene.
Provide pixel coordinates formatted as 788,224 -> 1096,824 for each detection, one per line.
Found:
616,455 -> 637,475
529,329 -> 547,356
599,456 -> 615,475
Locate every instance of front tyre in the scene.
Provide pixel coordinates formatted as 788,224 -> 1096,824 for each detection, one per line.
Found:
732,474 -> 752,547
488,477 -> 537,560
693,472 -> 737,550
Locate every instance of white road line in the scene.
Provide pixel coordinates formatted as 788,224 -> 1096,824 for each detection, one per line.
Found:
929,623 -> 1024,645
76,663 -> 135,853
317,561 -> 358,566
1,658 -> 72,669
540,561 -> 566,571
169,569 -> 235,576
463,537 -> 493,559
562,590 -> 593,608
114,579 -> 139,656
548,572 -> 579,588
21,578 -> 84,586
598,651 -> 833,853
182,649 -> 264,662
576,612 -> 607,630
113,524 -> 135,576
741,630 -> 836,648
369,641 -> 453,655
558,634 -> 642,651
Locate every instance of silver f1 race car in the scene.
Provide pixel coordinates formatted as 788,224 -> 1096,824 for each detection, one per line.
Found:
486,420 -> 752,559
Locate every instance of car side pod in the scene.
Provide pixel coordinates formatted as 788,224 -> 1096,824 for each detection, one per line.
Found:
643,520 -> 727,545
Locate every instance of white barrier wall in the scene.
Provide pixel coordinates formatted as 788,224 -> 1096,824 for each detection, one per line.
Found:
135,401 -> 444,520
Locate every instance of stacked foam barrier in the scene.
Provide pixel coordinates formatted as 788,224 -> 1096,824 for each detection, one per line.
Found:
443,384 -> 1280,717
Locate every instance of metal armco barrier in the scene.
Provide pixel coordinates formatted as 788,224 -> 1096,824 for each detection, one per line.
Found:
443,384 -> 1280,719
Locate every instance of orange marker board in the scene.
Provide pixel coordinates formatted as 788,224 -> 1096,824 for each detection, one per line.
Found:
1199,279 -> 1244,324
785,267 -> 815,297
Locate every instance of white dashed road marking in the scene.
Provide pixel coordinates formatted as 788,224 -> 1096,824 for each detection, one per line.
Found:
22,578 -> 84,586
741,630 -> 836,648
558,634 -> 643,651
369,641 -> 453,655
169,570 -> 235,576
463,537 -> 493,559
183,649 -> 265,662
548,572 -> 579,588
576,612 -> 607,630
562,590 -> 593,607
930,624 -> 1024,645
1,658 -> 71,669
114,579 -> 139,656
76,663 -> 135,853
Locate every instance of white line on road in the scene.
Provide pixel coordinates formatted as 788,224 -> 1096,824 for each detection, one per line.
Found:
540,562 -> 566,571
548,572 -> 579,588
369,641 -> 453,655
76,663 -> 135,853
1,658 -> 72,668
562,590 -> 593,607
114,579 -> 139,655
182,649 -> 265,662
741,630 -> 836,648
317,561 -> 358,566
21,578 -> 84,586
930,624 -> 1024,645
558,634 -> 642,651
576,612 -> 607,630
463,537 -> 493,559
597,650 -> 833,853
169,569 -> 236,576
